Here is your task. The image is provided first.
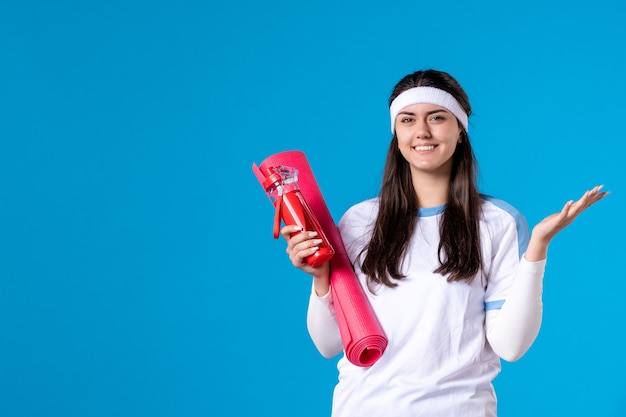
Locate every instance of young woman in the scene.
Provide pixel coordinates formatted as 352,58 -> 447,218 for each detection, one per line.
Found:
281,69 -> 607,417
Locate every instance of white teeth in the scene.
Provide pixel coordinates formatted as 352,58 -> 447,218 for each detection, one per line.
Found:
415,145 -> 435,151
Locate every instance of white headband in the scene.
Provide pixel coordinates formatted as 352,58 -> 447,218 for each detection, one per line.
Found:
389,86 -> 469,133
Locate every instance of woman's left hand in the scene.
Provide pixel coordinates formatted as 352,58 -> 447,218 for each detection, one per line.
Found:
525,185 -> 609,261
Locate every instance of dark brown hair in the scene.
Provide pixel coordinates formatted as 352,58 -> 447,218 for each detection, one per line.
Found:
360,69 -> 482,288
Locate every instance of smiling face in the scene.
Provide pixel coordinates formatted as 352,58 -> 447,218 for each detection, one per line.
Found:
395,103 -> 463,179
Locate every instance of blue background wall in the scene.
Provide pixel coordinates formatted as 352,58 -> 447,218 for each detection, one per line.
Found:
1,1 -> 624,416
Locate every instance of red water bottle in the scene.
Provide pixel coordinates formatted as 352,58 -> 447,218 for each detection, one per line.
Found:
263,166 -> 335,267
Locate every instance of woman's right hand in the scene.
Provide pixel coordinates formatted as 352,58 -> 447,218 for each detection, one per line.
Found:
280,225 -> 331,295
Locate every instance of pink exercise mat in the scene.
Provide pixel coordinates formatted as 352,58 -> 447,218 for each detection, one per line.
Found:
252,150 -> 387,367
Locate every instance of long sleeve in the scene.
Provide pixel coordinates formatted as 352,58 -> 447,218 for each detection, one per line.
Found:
486,256 -> 547,362
306,284 -> 343,358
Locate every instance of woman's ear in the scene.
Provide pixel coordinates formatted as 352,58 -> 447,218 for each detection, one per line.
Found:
458,128 -> 466,143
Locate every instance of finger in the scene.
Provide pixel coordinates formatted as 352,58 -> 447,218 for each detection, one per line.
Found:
291,230 -> 319,247
574,185 -> 608,210
568,195 -> 594,219
282,226 -> 305,256
584,191 -> 609,209
570,192 -> 589,212
589,185 -> 609,203
289,237 -> 322,267
293,236 -> 323,255
285,230 -> 319,255
294,244 -> 322,265
558,199 -> 575,221
571,187 -> 597,210
280,225 -> 303,240
582,185 -> 603,206
291,231 -> 322,252
564,185 -> 608,221
585,185 -> 607,201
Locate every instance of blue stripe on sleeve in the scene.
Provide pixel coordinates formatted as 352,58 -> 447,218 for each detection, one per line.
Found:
481,194 -> 530,259
485,299 -> 505,310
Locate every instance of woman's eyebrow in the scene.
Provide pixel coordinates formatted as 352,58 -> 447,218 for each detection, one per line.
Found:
397,109 -> 449,116
428,109 -> 449,114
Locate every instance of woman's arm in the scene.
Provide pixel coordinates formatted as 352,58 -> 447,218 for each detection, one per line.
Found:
486,256 -> 545,362
306,284 -> 344,358
281,225 -> 343,358
487,185 -> 608,361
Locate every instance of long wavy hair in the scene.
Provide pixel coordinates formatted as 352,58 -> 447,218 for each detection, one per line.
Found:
360,69 -> 482,288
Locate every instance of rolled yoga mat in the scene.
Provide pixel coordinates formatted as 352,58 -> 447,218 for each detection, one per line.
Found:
252,150 -> 388,367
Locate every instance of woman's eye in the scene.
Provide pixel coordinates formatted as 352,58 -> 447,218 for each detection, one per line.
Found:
430,115 -> 445,121
401,117 -> 414,123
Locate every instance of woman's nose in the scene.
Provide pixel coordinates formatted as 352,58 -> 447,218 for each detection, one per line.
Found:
414,119 -> 431,138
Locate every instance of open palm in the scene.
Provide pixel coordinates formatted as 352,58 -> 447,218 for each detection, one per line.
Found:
532,185 -> 609,244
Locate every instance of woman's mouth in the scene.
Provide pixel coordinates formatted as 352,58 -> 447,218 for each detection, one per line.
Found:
414,145 -> 436,152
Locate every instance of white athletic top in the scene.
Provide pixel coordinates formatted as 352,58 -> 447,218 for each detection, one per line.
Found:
307,196 -> 546,417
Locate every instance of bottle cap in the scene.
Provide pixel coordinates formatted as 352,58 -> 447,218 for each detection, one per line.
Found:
262,168 -> 282,191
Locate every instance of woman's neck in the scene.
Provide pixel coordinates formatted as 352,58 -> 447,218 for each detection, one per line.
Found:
411,171 -> 450,209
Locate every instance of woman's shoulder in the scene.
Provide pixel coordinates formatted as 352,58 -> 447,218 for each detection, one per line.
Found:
337,197 -> 378,252
479,194 -> 530,242
338,197 -> 379,228
480,194 -> 526,221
